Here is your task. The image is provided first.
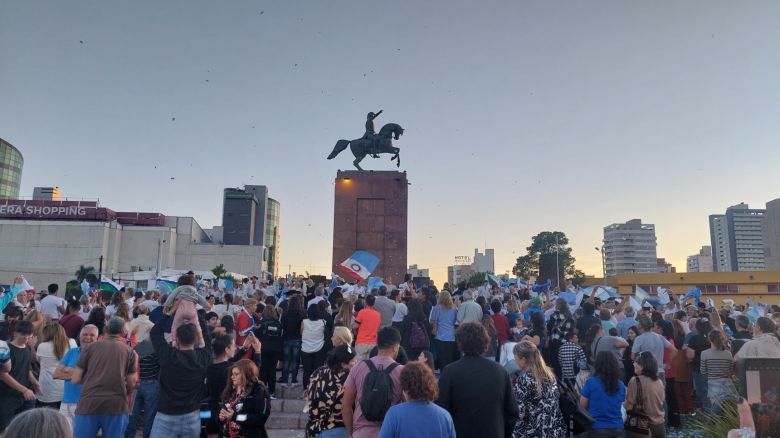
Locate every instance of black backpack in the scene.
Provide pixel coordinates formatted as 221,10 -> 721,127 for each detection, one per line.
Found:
258,319 -> 283,352
359,360 -> 399,422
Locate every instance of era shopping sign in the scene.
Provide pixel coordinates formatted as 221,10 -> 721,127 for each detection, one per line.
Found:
0,200 -> 114,221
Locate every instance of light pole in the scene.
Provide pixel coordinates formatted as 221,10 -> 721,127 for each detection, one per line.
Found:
555,234 -> 560,290
156,239 -> 167,277
594,246 -> 606,285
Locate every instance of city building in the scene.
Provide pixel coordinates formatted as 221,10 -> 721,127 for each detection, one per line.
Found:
265,197 -> 280,279
0,198 -> 268,290
763,199 -> 780,271
447,264 -> 473,288
472,247 -> 495,273
220,185 -> 281,278
709,203 -> 766,272
32,187 -> 62,201
0,139 -> 23,199
686,246 -> 713,273
581,270 -> 780,306
407,264 -> 430,279
656,258 -> 676,273
603,219 -> 658,276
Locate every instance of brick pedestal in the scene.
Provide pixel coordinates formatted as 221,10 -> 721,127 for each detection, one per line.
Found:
332,170 -> 408,285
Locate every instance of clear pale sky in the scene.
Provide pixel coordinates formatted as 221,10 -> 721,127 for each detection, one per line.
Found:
2,1 -> 779,286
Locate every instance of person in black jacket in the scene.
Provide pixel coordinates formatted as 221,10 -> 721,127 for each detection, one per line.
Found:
150,300 -> 213,437
220,359 -> 271,438
399,299 -> 432,359
255,306 -> 282,399
436,321 -> 519,438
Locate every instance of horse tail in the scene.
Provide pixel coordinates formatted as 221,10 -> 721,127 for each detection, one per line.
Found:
327,140 -> 350,160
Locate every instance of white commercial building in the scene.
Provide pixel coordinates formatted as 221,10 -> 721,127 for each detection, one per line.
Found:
0,216 -> 267,291
603,219 -> 658,277
686,246 -> 713,273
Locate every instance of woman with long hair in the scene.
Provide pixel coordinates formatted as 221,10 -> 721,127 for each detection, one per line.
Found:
85,306 -> 106,336
400,298 -> 432,359
654,319 -> 680,427
622,326 -> 639,384
684,316 -> 713,410
279,295 -> 306,386
580,351 -> 626,437
36,322 -> 76,408
671,319 -> 693,414
300,305 -> 327,390
430,291 -> 458,370
305,345 -> 357,437
701,329 -> 737,413
545,298 -> 574,377
334,300 -> 353,328
511,340 -> 566,438
220,359 -> 271,438
482,311 -> 499,360
625,351 -> 666,438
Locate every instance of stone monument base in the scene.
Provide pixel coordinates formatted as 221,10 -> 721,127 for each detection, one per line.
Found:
332,170 -> 408,285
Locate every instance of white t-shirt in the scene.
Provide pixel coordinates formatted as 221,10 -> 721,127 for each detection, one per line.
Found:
37,339 -> 77,403
40,295 -> 65,320
79,305 -> 93,320
213,304 -> 238,317
301,319 -> 325,353
392,302 -> 408,323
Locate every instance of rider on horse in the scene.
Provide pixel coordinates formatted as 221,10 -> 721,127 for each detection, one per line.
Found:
363,110 -> 383,157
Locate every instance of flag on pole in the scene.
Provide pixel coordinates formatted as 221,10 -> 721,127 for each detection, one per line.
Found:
100,276 -> 121,293
559,291 -> 577,305
339,251 -> 380,281
629,296 -> 642,312
327,273 -> 340,293
680,287 -> 702,306
657,287 -> 670,305
487,273 -> 503,288
0,275 -> 32,313
239,308 -> 255,337
367,277 -> 385,291
635,286 -> 649,302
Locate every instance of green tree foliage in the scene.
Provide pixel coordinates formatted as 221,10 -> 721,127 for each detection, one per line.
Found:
467,271 -> 488,288
74,265 -> 98,287
211,264 -> 228,279
512,231 -> 586,287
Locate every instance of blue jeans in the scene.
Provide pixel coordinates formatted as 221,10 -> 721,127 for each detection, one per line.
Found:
316,427 -> 348,438
692,370 -> 710,410
126,380 -> 160,438
73,413 -> 129,438
281,339 -> 302,383
150,411 -> 200,438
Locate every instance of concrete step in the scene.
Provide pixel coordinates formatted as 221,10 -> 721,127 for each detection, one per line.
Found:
266,411 -> 308,429
278,384 -> 305,399
271,398 -> 307,413
268,430 -> 305,438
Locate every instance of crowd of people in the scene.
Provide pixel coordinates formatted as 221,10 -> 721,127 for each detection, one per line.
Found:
0,273 -> 777,438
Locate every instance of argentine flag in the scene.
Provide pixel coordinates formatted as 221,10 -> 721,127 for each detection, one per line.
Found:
635,286 -> 649,302
339,251 -> 380,281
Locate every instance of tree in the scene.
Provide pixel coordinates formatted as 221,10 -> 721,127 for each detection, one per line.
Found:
467,271 -> 488,288
512,231 -> 585,287
211,264 -> 228,279
74,265 -> 98,287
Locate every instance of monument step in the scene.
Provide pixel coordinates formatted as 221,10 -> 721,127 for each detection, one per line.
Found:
271,398 -> 307,413
278,384 -> 305,399
266,412 -> 308,430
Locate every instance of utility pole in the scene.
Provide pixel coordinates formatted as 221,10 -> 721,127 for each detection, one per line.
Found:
555,234 -> 560,291
97,255 -> 103,284
156,239 -> 167,277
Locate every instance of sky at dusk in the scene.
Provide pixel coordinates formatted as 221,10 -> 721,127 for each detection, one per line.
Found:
2,1 -> 779,285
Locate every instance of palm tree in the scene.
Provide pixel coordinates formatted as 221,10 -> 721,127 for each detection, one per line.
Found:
75,265 -> 97,285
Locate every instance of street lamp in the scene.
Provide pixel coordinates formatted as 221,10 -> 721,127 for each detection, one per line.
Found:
594,246 -> 606,285
156,239 -> 167,276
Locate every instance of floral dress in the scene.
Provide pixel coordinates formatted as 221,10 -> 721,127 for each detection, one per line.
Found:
305,366 -> 348,437
222,391 -> 248,438
512,372 -> 567,438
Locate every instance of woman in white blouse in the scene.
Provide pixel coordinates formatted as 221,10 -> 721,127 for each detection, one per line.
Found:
36,322 -> 76,408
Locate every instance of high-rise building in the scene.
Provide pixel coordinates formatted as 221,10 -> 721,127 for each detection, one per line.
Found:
762,198 -> 780,271
603,219 -> 658,276
709,203 -> 766,272
709,214 -> 731,272
472,247 -> 495,273
33,187 -> 62,201
0,139 -> 23,199
265,197 -> 280,278
220,185 -> 281,278
686,246 -> 713,272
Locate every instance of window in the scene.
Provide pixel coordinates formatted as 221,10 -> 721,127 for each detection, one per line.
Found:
768,284 -> 780,294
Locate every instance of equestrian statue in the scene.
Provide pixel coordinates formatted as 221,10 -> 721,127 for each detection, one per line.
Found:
327,110 -> 405,171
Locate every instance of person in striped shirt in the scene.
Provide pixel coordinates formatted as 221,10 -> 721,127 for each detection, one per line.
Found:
557,331 -> 586,388
700,329 -> 737,412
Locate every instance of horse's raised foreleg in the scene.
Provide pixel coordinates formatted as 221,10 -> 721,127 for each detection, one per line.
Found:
394,148 -> 400,168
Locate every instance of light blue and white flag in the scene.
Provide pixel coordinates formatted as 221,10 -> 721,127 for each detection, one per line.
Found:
657,287 -> 670,305
629,296 -> 642,312
327,273 -> 340,293
635,286 -> 649,302
367,277 -> 385,291
680,287 -> 702,306
487,273 -> 503,288
339,251 -> 380,281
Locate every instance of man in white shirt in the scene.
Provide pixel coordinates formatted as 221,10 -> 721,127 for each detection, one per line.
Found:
39,284 -> 66,321
123,288 -> 136,308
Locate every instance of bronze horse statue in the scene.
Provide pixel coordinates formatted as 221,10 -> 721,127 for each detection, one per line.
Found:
327,122 -> 405,171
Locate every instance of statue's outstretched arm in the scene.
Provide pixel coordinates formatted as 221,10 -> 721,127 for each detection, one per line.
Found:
372,110 -> 383,119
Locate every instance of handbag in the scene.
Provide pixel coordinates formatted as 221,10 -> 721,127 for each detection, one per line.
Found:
558,381 -> 594,435
624,376 -> 652,438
